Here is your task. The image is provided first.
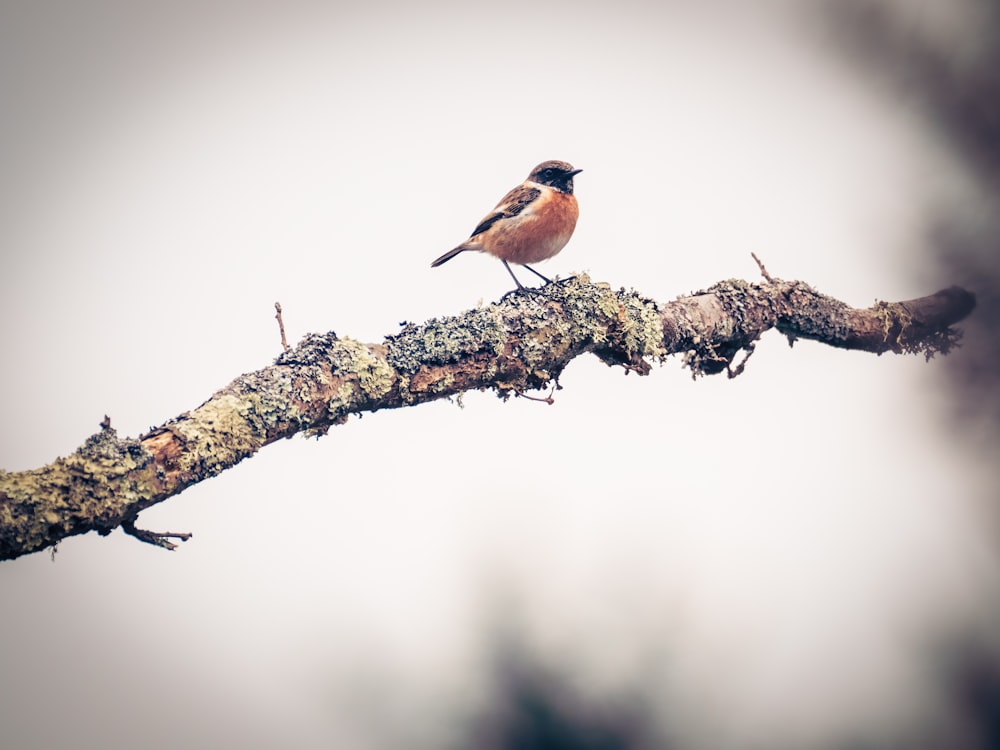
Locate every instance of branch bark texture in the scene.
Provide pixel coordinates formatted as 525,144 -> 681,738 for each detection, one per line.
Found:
0,274 -> 975,561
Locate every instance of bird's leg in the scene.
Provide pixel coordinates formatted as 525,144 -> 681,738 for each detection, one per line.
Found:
502,261 -> 543,300
523,264 -> 576,286
521,264 -> 553,284
503,261 -> 527,290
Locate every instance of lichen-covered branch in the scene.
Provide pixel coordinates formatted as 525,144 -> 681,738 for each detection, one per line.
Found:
0,273 -> 975,561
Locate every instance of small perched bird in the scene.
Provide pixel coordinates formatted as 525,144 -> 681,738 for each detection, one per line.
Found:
431,160 -> 581,290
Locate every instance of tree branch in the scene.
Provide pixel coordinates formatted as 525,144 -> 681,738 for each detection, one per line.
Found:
0,273 -> 975,561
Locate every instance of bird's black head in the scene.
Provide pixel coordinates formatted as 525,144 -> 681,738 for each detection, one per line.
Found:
527,160 -> 582,194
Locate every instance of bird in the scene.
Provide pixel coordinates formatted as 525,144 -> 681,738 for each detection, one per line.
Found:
431,160 -> 581,290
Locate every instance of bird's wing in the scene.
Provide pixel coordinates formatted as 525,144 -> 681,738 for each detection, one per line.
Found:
469,184 -> 541,238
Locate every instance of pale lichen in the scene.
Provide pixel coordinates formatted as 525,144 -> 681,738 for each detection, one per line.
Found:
0,426 -> 158,555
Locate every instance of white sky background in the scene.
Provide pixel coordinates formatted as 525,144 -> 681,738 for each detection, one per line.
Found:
0,1 -> 997,748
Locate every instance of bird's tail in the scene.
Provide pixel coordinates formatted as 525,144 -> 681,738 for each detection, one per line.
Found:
430,243 -> 472,268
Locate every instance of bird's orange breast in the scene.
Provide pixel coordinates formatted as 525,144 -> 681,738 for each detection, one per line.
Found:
481,189 -> 579,265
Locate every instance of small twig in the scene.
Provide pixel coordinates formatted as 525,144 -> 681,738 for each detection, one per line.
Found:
620,361 -> 647,376
727,342 -> 757,379
751,252 -> 775,283
514,386 -> 556,405
121,519 -> 192,551
274,302 -> 289,352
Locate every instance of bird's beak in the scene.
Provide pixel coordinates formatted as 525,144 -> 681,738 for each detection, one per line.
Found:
568,169 -> 583,177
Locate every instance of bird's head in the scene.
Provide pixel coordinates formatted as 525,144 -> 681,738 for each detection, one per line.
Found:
527,160 -> 582,194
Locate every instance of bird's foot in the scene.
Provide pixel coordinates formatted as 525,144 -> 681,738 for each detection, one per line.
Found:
500,285 -> 543,302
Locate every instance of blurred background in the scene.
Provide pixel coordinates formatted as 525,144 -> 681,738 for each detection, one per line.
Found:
1,1 -> 998,748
